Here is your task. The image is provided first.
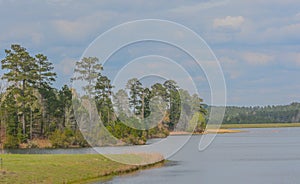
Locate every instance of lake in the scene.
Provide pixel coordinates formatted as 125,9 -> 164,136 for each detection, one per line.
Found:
96,127 -> 300,184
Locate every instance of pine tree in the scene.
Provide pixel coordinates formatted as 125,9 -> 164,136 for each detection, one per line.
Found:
72,57 -> 103,98
1,44 -> 38,137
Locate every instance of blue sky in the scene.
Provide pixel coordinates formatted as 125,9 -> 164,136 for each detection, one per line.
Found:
0,0 -> 299,106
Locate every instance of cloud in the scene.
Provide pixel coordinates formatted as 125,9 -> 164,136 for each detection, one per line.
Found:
1,0 -> 299,106
262,23 -> 300,43
170,0 -> 229,14
219,56 -> 242,79
46,0 -> 73,6
52,11 -> 119,40
0,22 -> 44,46
281,52 -> 300,66
214,16 -> 245,29
242,52 -> 273,65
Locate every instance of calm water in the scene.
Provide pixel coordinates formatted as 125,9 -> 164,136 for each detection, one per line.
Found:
97,127 -> 300,184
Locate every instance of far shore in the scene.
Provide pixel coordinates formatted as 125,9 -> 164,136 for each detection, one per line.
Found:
170,123 -> 300,135
169,128 -> 244,136
220,122 -> 300,129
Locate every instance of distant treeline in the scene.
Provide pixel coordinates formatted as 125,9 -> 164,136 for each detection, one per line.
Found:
209,103 -> 300,124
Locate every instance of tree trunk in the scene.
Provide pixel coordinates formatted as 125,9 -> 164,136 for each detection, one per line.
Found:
30,109 -> 33,139
22,80 -> 26,136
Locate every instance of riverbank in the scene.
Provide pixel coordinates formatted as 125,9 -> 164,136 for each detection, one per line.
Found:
220,122 -> 300,129
169,128 -> 243,135
169,123 -> 300,135
0,153 -> 164,184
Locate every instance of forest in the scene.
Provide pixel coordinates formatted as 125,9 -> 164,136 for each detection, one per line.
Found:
210,103 -> 300,124
0,44 -> 206,149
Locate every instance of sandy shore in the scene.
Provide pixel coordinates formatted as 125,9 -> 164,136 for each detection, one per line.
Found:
169,129 -> 244,135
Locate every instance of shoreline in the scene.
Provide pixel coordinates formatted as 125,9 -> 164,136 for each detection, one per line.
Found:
89,158 -> 166,184
169,123 -> 300,135
169,128 -> 244,136
220,123 -> 300,129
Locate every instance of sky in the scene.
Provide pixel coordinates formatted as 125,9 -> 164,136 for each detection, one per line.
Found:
0,0 -> 299,106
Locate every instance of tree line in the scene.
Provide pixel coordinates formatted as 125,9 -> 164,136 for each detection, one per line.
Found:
209,103 -> 300,124
0,44 -> 207,148
71,57 -> 207,146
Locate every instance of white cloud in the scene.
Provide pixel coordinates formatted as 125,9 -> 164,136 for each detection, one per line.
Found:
0,25 -> 44,46
214,16 -> 245,29
170,0 -> 229,14
242,52 -> 273,65
52,11 -> 118,40
262,23 -> 300,42
219,56 -> 242,79
46,0 -> 73,6
1,0 -> 299,106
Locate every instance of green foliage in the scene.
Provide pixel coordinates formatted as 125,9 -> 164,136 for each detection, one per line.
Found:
72,57 -> 103,96
95,74 -> 114,124
187,112 -> 206,133
0,44 -> 208,148
126,78 -> 144,115
163,80 -> 181,131
209,102 -> 300,124
3,135 -> 19,149
73,130 -> 89,147
49,129 -> 70,148
49,128 -> 89,148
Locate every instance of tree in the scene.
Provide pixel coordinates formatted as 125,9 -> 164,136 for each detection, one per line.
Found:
0,79 -> 9,146
126,78 -> 143,115
113,89 -> 130,118
163,80 -> 181,131
187,112 -> 206,133
72,57 -> 103,97
58,85 -> 73,128
1,44 -> 38,136
34,54 -> 56,136
141,87 -> 152,120
151,83 -> 168,101
35,54 -> 56,89
1,45 -> 57,139
95,74 -> 114,124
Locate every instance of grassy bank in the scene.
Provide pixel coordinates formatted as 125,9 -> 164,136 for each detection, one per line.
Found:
220,123 -> 300,129
0,153 -> 164,184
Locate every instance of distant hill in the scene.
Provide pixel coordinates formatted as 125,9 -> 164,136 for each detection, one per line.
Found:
208,102 -> 300,124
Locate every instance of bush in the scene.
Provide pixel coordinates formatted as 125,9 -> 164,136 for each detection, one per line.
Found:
3,135 -> 19,149
187,112 -> 206,133
49,129 -> 70,148
26,141 -> 39,148
73,130 -> 89,147
49,129 -> 89,148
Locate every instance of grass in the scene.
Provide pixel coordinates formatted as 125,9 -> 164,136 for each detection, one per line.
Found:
219,123 -> 300,129
0,153 -> 164,184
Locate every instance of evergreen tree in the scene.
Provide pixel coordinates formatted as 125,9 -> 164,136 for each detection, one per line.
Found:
126,78 -> 143,115
95,74 -> 114,124
163,80 -> 181,131
72,57 -> 103,97
1,44 -> 38,137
